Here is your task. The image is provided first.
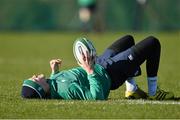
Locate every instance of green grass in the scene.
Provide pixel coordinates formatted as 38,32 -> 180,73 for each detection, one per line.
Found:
0,31 -> 179,119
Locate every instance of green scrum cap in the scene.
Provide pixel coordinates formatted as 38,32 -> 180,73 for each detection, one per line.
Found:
22,80 -> 46,99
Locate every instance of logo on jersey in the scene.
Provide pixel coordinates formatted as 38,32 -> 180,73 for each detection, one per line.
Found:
128,54 -> 134,61
61,79 -> 66,82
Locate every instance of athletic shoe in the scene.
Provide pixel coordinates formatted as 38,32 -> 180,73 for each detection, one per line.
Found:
125,86 -> 148,99
148,87 -> 174,100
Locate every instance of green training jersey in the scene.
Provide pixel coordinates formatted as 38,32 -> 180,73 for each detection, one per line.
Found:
48,64 -> 111,100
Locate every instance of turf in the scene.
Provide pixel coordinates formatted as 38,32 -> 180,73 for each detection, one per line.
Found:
0,31 -> 179,119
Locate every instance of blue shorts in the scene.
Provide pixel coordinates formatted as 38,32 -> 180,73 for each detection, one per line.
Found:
96,48 -> 141,89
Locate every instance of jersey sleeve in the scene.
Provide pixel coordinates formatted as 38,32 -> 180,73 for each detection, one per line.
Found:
87,73 -> 105,100
49,71 -> 60,79
68,73 -> 105,100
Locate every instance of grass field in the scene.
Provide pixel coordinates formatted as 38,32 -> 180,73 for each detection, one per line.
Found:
0,31 -> 179,119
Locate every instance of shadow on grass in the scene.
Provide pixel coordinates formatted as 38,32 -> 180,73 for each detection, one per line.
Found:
174,97 -> 180,101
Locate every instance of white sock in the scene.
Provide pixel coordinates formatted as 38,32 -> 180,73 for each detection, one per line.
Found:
147,76 -> 157,96
125,77 -> 137,92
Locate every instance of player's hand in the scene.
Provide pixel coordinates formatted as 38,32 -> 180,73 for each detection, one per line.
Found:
78,51 -> 94,74
50,59 -> 62,73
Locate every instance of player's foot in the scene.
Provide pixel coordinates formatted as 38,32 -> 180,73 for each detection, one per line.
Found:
125,86 -> 147,99
148,87 -> 174,100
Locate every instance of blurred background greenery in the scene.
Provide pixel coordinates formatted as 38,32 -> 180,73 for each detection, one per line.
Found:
0,0 -> 179,32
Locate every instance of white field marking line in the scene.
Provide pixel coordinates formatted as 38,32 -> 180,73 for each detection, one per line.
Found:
54,100 -> 180,105
114,100 -> 180,105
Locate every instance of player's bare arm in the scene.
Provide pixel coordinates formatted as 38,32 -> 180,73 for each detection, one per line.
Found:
50,59 -> 62,74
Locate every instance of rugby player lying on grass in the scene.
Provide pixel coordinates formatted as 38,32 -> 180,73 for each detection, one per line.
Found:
21,35 -> 174,100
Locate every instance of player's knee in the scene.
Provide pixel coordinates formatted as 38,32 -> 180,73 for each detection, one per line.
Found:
125,35 -> 134,41
147,36 -> 161,49
124,35 -> 135,45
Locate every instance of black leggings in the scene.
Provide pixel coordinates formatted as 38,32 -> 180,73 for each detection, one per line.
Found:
107,35 -> 161,89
